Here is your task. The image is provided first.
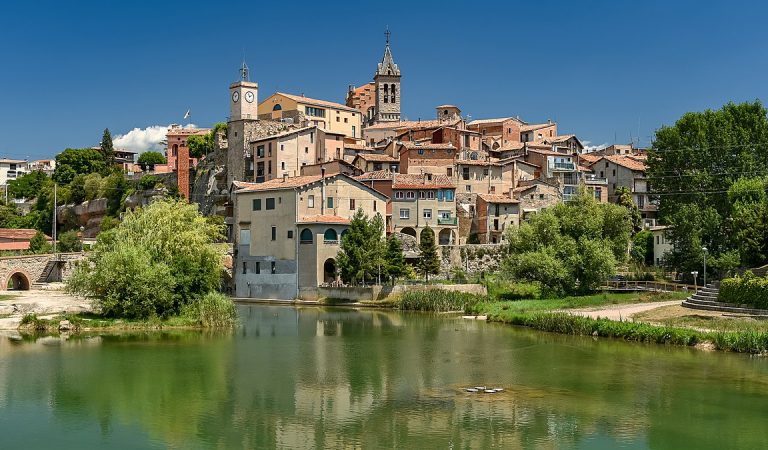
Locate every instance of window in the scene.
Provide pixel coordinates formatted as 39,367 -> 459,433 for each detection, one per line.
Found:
595,187 -> 602,200
324,228 -> 338,241
446,168 -> 453,177
336,116 -> 340,122
308,195 -> 315,208
266,198 -> 275,209
399,208 -> 410,219
539,194 -> 545,200
374,201 -> 377,212
327,197 -> 334,208
252,199 -> 262,210
427,191 -> 435,199
352,126 -> 356,138
271,261 -> 276,274
445,190 -> 454,201
612,169 -> 616,177
268,143 -> 272,157
395,191 -> 404,199
464,135 -> 470,147
281,161 -> 285,170
256,262 -> 260,274
466,185 -> 472,192
344,117 -> 348,123
439,210 -> 451,219
300,228 -> 313,243
483,168 -> 489,176
419,191 -> 426,199
280,144 -> 284,151
257,145 -> 265,158
242,262 -> 247,274
310,132 -> 314,143
437,190 -> 444,201
268,161 -> 272,174
273,104 -> 282,111
305,147 -> 309,154
406,191 -> 416,199
423,209 -> 432,219
462,167 -> 470,180
271,226 -> 276,241
391,84 -> 396,102
470,152 -> 479,160
656,235 -> 660,245
305,106 -> 326,117
418,149 -> 424,155
349,199 -> 355,210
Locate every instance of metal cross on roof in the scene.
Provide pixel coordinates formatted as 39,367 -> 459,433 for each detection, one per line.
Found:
385,27 -> 390,45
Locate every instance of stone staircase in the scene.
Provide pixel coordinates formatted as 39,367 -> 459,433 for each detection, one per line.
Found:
31,260 -> 59,289
681,281 -> 768,316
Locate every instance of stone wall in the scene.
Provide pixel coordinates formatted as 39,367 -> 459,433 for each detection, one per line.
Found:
439,244 -> 505,274
0,253 -> 87,289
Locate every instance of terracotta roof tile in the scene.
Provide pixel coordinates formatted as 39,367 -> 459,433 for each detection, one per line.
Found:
477,194 -> 519,204
393,173 -> 455,189
467,117 -> 525,126
354,170 -> 395,181
355,153 -> 399,162
400,142 -> 455,150
603,155 -> 647,172
0,228 -> 50,240
234,175 -> 323,192
521,123 -> 555,132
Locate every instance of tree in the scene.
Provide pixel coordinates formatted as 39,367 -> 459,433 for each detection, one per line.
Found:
67,199 -> 224,319
615,186 -> 642,231
384,234 -> 406,283
29,231 -> 51,254
186,123 -> 227,158
138,151 -> 167,171
336,209 -> 386,284
100,128 -> 115,166
648,101 -> 768,272
417,226 -> 440,282
503,191 -> 630,295
57,230 -> 82,252
631,230 -> 654,265
53,148 -> 106,184
7,170 -> 48,200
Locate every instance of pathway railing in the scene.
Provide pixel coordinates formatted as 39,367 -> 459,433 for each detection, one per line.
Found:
601,280 -> 697,293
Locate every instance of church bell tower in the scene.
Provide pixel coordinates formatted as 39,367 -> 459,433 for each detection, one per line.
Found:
227,62 -> 259,186
374,29 -> 401,124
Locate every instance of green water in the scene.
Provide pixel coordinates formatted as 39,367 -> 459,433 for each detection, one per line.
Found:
1,305 -> 767,449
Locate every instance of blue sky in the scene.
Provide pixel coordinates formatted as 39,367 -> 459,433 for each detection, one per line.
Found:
1,0 -> 767,159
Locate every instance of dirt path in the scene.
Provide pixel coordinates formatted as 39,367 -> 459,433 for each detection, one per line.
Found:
564,300 -> 682,321
0,286 -> 93,330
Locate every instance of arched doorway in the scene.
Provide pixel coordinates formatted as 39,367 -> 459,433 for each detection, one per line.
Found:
439,229 -> 454,245
7,272 -> 30,290
400,227 -> 417,239
323,258 -> 336,283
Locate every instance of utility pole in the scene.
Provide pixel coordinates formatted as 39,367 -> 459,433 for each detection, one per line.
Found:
53,183 -> 57,256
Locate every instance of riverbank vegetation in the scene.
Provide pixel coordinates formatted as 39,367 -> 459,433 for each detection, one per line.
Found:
719,271 -> 768,308
397,289 -> 483,312
67,200 -> 236,327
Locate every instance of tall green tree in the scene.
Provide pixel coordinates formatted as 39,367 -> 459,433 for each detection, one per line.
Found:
100,128 -> 115,166
648,101 -> 768,273
384,234 -> 406,283
7,171 -> 48,200
335,209 -> 386,284
615,186 -> 642,231
417,226 -> 440,282
53,148 -> 106,184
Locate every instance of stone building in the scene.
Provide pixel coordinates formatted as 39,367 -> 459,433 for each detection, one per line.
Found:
589,154 -> 656,222
475,194 -> 520,244
398,142 -> 457,176
163,125 -> 210,199
512,180 -> 563,219
390,173 -> 457,246
233,173 -> 388,300
258,92 -> 362,139
351,153 -> 399,173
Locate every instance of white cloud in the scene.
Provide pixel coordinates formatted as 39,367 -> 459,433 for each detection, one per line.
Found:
582,140 -> 608,153
113,124 -> 197,154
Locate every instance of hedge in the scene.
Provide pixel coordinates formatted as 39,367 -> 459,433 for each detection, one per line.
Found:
719,272 -> 768,309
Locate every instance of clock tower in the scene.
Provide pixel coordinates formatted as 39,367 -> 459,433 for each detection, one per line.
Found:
229,62 -> 258,121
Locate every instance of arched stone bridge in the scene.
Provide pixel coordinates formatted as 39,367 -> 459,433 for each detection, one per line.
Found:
0,253 -> 88,290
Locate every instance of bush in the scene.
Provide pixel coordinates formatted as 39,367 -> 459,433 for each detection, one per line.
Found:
397,289 -> 484,312
719,272 -> 768,309
57,230 -> 82,252
138,175 -> 160,191
496,281 -> 542,300
181,292 -> 237,328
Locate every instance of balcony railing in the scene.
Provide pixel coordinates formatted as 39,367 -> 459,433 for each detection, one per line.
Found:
585,176 -> 608,183
550,162 -> 575,171
437,217 -> 457,225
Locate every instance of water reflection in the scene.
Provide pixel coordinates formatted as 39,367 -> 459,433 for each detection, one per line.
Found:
1,305 -> 767,449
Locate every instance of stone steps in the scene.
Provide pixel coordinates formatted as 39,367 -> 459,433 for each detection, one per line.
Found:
681,282 -> 768,316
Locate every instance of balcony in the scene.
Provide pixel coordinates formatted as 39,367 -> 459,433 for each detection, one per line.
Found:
584,175 -> 607,184
437,217 -> 457,225
550,162 -> 575,171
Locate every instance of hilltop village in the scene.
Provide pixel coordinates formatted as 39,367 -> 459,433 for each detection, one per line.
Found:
0,36 -> 657,300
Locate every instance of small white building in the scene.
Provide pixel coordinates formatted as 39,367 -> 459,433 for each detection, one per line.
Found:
650,225 -> 673,266
0,159 -> 28,185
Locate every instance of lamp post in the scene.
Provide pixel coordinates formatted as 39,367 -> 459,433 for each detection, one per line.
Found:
702,247 -> 708,288
691,271 -> 698,292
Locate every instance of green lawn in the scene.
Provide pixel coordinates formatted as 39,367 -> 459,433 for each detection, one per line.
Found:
469,291 -> 688,316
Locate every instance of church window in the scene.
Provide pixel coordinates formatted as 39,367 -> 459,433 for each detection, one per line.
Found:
391,84 -> 396,102
281,161 -> 285,170
300,228 -> 313,243
273,104 -> 282,111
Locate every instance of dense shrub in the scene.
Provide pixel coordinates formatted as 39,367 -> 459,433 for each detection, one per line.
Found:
496,281 -> 542,300
181,292 -> 237,328
719,272 -> 768,309
397,289 -> 484,312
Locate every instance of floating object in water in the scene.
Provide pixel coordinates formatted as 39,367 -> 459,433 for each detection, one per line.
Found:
465,388 -> 478,393
474,386 -> 486,390
492,388 -> 504,392
484,389 -> 496,393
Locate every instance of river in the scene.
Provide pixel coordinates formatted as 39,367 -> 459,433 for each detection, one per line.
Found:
1,304 -> 767,449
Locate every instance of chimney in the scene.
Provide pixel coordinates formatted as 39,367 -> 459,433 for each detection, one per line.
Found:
547,119 -> 552,124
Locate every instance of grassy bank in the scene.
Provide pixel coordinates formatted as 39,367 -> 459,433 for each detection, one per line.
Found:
467,291 -> 687,315
472,300 -> 768,354
19,292 -> 237,333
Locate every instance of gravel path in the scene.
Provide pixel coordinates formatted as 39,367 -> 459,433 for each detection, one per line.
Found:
563,300 -> 682,321
0,286 -> 93,330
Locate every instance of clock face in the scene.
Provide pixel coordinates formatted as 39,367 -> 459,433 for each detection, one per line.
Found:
245,91 -> 255,103
232,91 -> 240,102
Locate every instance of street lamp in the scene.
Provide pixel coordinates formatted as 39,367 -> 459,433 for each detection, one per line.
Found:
702,247 -> 708,288
691,271 -> 699,292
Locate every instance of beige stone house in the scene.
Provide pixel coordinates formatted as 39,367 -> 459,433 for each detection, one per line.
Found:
258,92 -> 362,139
590,154 -> 656,223
512,180 -> 563,220
475,194 -> 520,244
233,173 -> 388,300
391,173 -> 457,246
351,153 -> 400,173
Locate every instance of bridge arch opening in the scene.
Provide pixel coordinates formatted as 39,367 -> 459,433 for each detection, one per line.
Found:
7,272 -> 30,291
